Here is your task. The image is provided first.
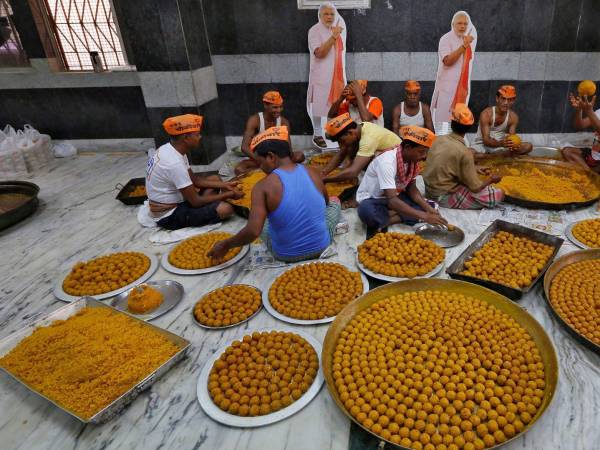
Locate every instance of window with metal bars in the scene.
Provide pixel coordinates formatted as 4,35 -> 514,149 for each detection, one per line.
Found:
0,0 -> 29,67
41,0 -> 128,71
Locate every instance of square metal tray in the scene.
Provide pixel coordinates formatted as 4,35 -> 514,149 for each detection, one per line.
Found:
115,177 -> 146,205
446,219 -> 564,300
0,297 -> 190,424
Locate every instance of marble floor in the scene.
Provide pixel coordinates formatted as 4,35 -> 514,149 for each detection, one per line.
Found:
0,152 -> 599,450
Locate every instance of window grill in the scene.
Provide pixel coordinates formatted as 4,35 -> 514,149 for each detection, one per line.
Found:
0,0 -> 29,67
42,0 -> 127,71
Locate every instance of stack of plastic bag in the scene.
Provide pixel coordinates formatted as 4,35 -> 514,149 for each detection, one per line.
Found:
0,124 -> 54,179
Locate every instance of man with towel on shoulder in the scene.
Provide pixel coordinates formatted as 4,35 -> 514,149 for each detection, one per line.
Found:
209,126 -> 341,263
234,91 -> 305,175
145,114 -> 242,230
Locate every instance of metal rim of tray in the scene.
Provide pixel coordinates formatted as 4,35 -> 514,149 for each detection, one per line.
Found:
161,244 -> 249,275
0,181 -> 40,231
261,262 -> 370,325
53,253 -> 160,302
192,284 -> 263,329
446,219 -> 564,300
196,327 -> 324,427
321,278 -> 559,450
0,297 -> 190,424
564,221 -> 598,250
110,280 -> 185,321
356,252 -> 445,283
543,249 -> 600,355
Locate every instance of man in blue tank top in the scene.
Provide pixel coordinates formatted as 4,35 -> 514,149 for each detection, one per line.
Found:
208,126 -> 341,262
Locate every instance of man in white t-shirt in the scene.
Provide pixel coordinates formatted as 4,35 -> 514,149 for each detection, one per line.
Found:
561,93 -> 600,173
356,126 -> 447,232
145,114 -> 242,230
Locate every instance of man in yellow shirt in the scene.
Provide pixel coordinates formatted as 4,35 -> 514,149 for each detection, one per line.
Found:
321,113 -> 401,184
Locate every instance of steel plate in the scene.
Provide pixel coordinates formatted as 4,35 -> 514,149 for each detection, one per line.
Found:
110,280 -> 184,321
192,284 -> 263,329
322,278 -> 558,450
161,244 -> 249,275
54,253 -> 160,302
414,223 -> 465,248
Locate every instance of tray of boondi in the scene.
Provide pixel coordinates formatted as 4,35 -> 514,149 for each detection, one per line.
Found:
0,298 -> 190,424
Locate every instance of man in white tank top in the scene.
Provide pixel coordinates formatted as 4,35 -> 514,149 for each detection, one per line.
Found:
392,80 -> 434,135
471,85 -> 533,156
561,92 -> 600,174
327,80 -> 384,127
234,91 -> 305,175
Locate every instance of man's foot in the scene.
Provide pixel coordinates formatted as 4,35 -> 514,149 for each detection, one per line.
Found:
342,198 -> 358,209
313,136 -> 327,148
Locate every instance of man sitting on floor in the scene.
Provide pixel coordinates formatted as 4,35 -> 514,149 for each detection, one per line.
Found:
208,126 -> 341,263
145,114 -> 242,230
320,113 -> 401,182
328,80 -> 384,127
423,104 -> 505,209
471,85 -> 533,156
356,126 -> 447,231
234,91 -> 305,175
392,80 -> 434,134
561,93 -> 600,172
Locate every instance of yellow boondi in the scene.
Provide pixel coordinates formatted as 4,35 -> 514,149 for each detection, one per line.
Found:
228,171 -> 266,209
0,307 -> 180,419
495,166 -> 599,203
326,170 -> 357,198
129,185 -> 146,197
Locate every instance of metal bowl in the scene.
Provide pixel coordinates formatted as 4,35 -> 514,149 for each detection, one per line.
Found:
414,223 -> 465,248
0,181 -> 39,231
543,249 -> 600,355
322,278 -> 558,450
110,280 -> 185,321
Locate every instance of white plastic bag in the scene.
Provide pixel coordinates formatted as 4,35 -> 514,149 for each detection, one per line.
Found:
53,142 -> 77,158
0,137 -> 28,178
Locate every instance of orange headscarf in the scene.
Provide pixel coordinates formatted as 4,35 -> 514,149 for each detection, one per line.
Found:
325,113 -> 353,138
263,91 -> 284,105
405,80 -> 421,93
451,103 -> 474,125
162,114 -> 203,136
250,126 -> 289,152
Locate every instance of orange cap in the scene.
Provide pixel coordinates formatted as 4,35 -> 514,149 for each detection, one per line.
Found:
250,126 -> 289,152
498,85 -> 517,99
451,103 -> 474,126
325,113 -> 354,138
162,114 -> 203,136
405,80 -> 421,93
357,80 -> 368,91
262,91 -> 283,105
345,80 -> 368,100
400,125 -> 436,148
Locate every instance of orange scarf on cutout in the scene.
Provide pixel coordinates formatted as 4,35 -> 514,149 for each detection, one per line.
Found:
328,36 -> 345,104
451,45 -> 472,109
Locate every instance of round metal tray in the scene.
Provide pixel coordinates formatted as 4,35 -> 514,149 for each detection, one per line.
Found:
355,253 -> 445,283
196,327 -> 324,427
192,284 -> 263,329
110,280 -> 184,321
54,253 -> 159,302
543,249 -> 600,355
322,278 -> 559,450
262,262 -> 370,325
0,181 -> 40,232
414,223 -> 465,248
161,244 -> 249,275
564,220 -> 598,249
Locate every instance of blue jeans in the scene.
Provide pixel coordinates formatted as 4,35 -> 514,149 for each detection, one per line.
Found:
358,192 -> 425,229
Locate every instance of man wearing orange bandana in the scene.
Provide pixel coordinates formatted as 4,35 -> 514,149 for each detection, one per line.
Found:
356,126 -> 446,232
234,91 -> 304,176
209,126 -> 341,262
392,80 -> 434,134
144,114 -> 242,230
328,80 -> 384,127
471,85 -> 533,156
423,104 -> 505,209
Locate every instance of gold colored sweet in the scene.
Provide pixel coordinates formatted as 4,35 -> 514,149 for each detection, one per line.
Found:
493,163 -> 600,204
194,285 -> 261,327
0,307 -> 180,419
358,233 -> 445,278
326,169 -> 357,198
62,252 -> 151,296
460,231 -> 554,289
208,331 -> 319,416
333,290 -> 546,449
129,185 -> 146,197
127,284 -> 164,314
308,153 -> 335,167
549,259 -> 600,345
228,171 -> 266,209
269,262 -> 363,320
572,218 -> 600,248
168,232 -> 241,269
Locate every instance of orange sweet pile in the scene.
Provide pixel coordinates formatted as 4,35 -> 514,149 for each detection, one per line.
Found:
127,284 -> 164,314
168,232 -> 241,269
194,285 -> 261,327
571,218 -> 600,248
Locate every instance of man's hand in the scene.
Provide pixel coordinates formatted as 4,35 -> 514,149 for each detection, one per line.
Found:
489,173 -> 502,184
349,80 -> 363,97
463,34 -> 474,47
423,212 -> 448,226
580,95 -> 597,115
569,93 -> 582,109
223,181 -> 241,192
227,189 -> 244,200
331,25 -> 343,39
207,241 -> 230,260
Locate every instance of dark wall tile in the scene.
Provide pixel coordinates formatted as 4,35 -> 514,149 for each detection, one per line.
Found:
538,81 -> 569,133
521,0 -> 555,51
216,84 -> 250,136
10,0 -> 45,58
156,0 -> 190,70
549,0 -> 582,51
515,80 -> 544,132
202,0 -> 239,54
0,87 -> 151,139
179,0 -> 212,69
576,0 -> 600,51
